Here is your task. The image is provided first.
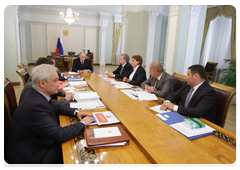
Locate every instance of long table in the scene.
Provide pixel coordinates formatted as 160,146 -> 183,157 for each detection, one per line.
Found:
60,72 -> 236,164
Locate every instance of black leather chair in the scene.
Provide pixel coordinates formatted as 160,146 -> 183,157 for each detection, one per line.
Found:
209,82 -> 236,127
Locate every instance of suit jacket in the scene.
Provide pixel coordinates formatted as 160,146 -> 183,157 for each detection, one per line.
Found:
71,58 -> 93,72
165,81 -> 216,123
125,65 -> 147,86
7,88 -> 84,164
19,77 -> 69,106
140,71 -> 174,98
113,62 -> 133,79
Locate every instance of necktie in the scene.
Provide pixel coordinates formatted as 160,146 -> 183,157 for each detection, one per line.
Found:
120,65 -> 123,75
184,87 -> 194,108
81,61 -> 84,69
154,79 -> 159,89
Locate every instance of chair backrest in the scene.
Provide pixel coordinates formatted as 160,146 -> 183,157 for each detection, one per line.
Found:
209,82 -> 236,127
16,68 -> 30,86
4,77 -> 17,118
17,63 -> 28,72
86,52 -> 94,68
205,62 -> 218,81
68,51 -> 75,56
50,51 -> 57,57
171,72 -> 187,92
4,94 -> 11,163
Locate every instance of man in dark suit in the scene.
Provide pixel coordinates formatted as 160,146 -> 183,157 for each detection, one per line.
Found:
46,55 -> 71,81
19,57 -> 72,106
108,54 -> 132,79
7,64 -> 95,164
140,62 -> 173,98
160,65 -> 216,123
71,52 -> 93,73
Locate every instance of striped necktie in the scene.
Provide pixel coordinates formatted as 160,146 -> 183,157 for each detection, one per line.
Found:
184,87 -> 194,108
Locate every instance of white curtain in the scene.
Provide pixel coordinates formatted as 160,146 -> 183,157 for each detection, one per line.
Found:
200,15 -> 232,82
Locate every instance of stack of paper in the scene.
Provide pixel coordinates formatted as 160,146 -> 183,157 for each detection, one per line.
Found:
120,90 -> 138,100
74,91 -> 100,101
68,77 -> 84,81
136,91 -> 158,101
83,125 -> 130,149
69,81 -> 88,87
70,99 -> 105,110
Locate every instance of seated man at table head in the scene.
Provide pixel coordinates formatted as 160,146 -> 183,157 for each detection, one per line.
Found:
7,64 -> 95,164
160,64 -> 216,123
123,55 -> 147,86
19,57 -> 73,106
71,52 -> 93,73
46,55 -> 71,80
140,62 -> 173,98
108,54 -> 133,79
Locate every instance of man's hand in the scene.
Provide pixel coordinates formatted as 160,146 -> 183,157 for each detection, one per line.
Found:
146,86 -> 156,92
79,70 -> 84,74
65,92 -> 74,101
64,73 -> 71,78
160,102 -> 175,110
76,111 -> 95,126
108,72 -> 113,77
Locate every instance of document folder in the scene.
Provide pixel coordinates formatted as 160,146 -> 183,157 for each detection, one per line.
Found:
84,125 -> 130,149
156,112 -> 215,140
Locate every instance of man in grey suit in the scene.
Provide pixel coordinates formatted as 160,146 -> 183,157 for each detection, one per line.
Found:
140,62 -> 173,98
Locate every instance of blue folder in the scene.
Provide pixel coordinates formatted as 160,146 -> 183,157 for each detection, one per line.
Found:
156,112 -> 214,140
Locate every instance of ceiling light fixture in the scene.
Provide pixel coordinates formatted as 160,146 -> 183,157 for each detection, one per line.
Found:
59,6 -> 79,25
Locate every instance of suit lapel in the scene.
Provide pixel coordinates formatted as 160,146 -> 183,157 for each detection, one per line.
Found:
155,72 -> 165,89
188,81 -> 206,106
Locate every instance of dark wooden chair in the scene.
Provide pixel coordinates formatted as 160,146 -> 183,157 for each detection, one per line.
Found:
171,72 -> 187,106
54,56 -> 64,71
171,72 -> 186,92
205,62 -> 218,82
4,76 -> 17,119
86,52 -> 94,69
16,68 -> 30,86
209,82 -> 236,127
17,63 -> 28,73
68,51 -> 75,56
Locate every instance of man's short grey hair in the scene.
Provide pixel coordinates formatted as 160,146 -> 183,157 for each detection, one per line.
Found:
150,62 -> 163,73
32,64 -> 58,88
121,54 -> 129,62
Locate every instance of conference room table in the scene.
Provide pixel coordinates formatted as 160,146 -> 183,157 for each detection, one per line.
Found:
59,72 -> 236,164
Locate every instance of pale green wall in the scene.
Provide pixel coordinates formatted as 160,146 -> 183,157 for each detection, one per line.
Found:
125,11 -> 149,65
4,5 -> 19,82
19,6 -> 114,64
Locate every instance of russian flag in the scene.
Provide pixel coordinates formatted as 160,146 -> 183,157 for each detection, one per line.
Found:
56,27 -> 64,55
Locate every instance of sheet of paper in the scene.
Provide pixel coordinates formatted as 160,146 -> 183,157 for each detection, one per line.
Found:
120,90 -> 138,100
63,86 -> 76,91
68,71 -> 79,75
93,127 -> 121,138
113,82 -> 133,89
149,105 -> 172,114
170,122 -> 215,138
137,91 -> 158,101
70,99 -> 105,109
